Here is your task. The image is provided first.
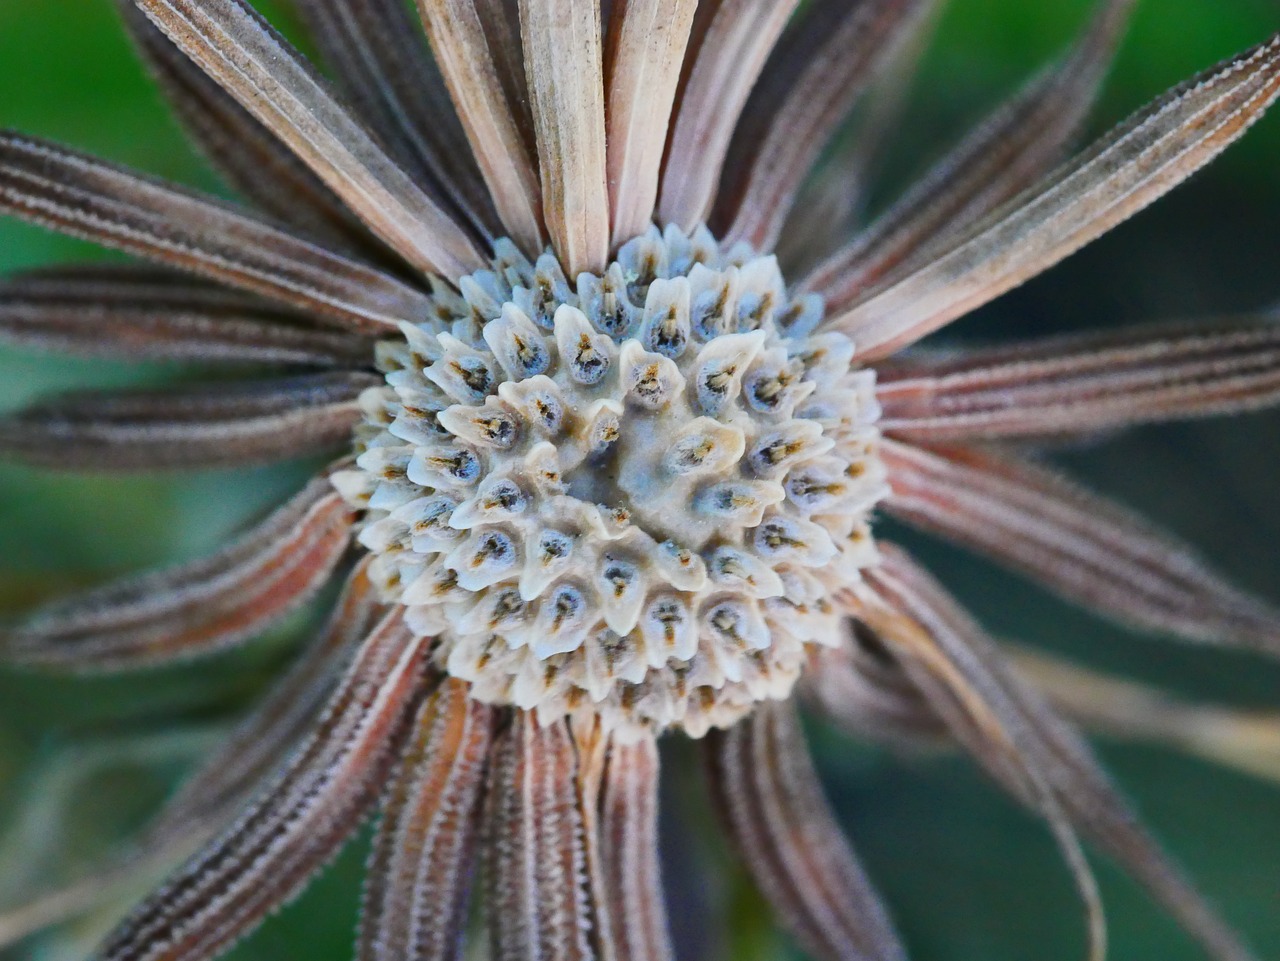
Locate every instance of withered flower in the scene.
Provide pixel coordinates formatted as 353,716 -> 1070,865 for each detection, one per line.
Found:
1,0 -> 1279,959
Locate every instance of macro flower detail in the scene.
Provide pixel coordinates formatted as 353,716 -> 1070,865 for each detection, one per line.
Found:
0,0 -> 1279,960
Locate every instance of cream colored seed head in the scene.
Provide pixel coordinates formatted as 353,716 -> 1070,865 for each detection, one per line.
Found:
334,224 -> 888,738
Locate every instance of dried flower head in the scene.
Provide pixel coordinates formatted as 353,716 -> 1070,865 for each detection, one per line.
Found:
1,0 -> 1279,959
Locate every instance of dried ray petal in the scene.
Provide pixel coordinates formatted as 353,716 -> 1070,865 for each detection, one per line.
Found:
881,440 -> 1280,655
0,560 -> 386,949
94,610 -> 430,961
134,0 -> 485,280
719,0 -> 937,251
604,0 -> 698,245
705,700 -> 906,961
415,0 -> 544,251
115,0 -> 376,256
877,316 -> 1280,441
290,0 -> 498,238
657,0 -> 803,230
0,264 -> 372,366
805,0 -> 1134,309
0,371 -> 379,471
485,711 -> 595,961
859,547 -> 1257,961
800,624 -> 947,749
829,33 -> 1280,359
358,679 -> 493,961
520,0 -> 610,276
0,133 -> 434,333
596,732 -> 673,961
3,474 -> 353,669
1008,646 -> 1280,787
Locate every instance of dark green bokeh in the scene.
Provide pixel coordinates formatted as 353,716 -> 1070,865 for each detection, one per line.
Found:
2,1 -> 1279,959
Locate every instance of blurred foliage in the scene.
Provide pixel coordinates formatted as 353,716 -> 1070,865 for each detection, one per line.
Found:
2,1 -> 1280,960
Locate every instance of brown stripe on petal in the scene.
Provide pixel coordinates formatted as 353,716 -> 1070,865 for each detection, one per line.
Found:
134,0 -> 486,280
604,0 -> 698,245
3,473 -> 354,669
717,0 -> 937,252
0,370 -> 379,471
876,317 -> 1280,441
828,32 -> 1280,360
705,702 -> 906,961
358,679 -> 494,961
0,133 -> 435,333
486,711 -> 596,961
657,0 -> 802,231
0,264 -> 373,366
415,0 -> 545,252
804,0 -> 1134,309
290,0 -> 499,240
114,0 -> 381,258
881,440 -> 1280,656
520,0 -> 611,276
93,610 -> 432,961
597,733 -> 673,961
860,546 -> 1258,961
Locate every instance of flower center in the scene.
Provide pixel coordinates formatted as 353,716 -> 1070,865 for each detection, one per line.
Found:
334,225 -> 887,737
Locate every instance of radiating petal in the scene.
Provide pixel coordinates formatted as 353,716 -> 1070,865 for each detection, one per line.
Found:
414,0 -> 544,251
877,316 -> 1280,440
93,610 -> 431,961
656,0 -> 803,230
0,560 -> 385,950
705,701 -> 906,961
856,546 -> 1258,961
358,678 -> 493,961
520,0 -> 610,275
717,0 -> 938,251
804,0 -> 1134,309
1008,646 -> 1280,787
0,264 -> 372,366
881,440 -> 1280,654
604,0 -> 698,245
290,0 -> 498,239
0,133 -> 434,333
133,0 -> 485,280
485,711 -> 595,961
0,371 -> 378,471
114,0 -> 378,256
3,473 -> 353,669
828,34 -> 1280,360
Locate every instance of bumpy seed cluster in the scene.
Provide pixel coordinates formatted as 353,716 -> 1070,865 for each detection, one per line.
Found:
334,225 -> 887,736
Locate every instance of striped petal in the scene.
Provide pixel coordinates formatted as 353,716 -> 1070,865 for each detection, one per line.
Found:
705,701 -> 906,961
877,317 -> 1280,441
0,371 -> 378,471
485,711 -> 595,961
93,610 -> 431,961
114,0 -> 377,256
414,0 -> 544,251
604,0 -> 698,245
858,546 -> 1257,961
290,0 -> 498,239
3,474 -> 353,669
657,0 -> 803,230
358,679 -> 493,961
881,440 -> 1280,655
0,133 -> 434,333
828,33 -> 1280,360
520,0 -> 610,276
0,264 -> 371,366
133,0 -> 485,280
804,0 -> 1134,308
718,0 -> 937,251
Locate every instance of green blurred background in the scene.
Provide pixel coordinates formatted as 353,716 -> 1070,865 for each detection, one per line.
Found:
2,0 -> 1279,959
